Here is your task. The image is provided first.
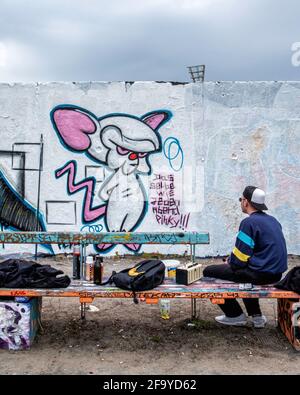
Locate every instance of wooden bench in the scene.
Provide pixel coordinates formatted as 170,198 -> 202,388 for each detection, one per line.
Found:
0,231 -> 299,351
0,231 -> 208,317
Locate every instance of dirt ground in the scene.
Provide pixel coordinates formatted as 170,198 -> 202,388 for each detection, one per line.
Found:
0,254 -> 300,375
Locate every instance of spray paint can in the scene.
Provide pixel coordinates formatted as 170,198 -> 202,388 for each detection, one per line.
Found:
85,255 -> 95,282
94,255 -> 104,285
72,244 -> 81,280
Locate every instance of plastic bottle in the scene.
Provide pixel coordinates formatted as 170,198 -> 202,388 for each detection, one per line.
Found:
85,255 -> 95,281
94,255 -> 103,285
72,245 -> 81,280
159,299 -> 171,320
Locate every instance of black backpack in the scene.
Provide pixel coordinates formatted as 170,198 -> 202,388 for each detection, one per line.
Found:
102,259 -> 165,304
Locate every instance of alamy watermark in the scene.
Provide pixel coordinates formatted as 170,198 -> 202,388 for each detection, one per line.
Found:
291,42 -> 300,67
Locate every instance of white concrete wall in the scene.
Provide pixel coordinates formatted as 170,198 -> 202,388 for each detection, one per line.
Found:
0,81 -> 299,257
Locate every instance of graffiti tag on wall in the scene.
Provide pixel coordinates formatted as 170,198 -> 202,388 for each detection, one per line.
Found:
150,173 -> 190,230
0,166 -> 53,254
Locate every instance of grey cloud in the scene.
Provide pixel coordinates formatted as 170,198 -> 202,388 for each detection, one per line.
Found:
0,0 -> 300,82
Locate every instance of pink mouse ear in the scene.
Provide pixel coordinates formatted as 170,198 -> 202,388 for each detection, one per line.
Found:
142,110 -> 172,130
51,106 -> 98,151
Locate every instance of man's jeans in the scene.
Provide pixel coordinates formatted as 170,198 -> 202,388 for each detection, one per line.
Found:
203,264 -> 282,317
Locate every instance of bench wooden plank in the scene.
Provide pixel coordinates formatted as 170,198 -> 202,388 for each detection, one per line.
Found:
0,231 -> 210,245
0,280 -> 298,299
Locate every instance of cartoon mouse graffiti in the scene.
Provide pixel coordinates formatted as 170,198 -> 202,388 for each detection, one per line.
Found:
51,105 -> 172,252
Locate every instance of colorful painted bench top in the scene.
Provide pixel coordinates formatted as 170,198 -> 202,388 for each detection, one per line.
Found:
0,278 -> 299,299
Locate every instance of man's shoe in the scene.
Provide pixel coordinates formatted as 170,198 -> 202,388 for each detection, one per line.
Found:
251,314 -> 267,328
215,313 -> 247,326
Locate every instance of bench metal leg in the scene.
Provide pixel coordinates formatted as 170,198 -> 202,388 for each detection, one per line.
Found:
277,298 -> 300,351
191,298 -> 197,319
80,302 -> 86,320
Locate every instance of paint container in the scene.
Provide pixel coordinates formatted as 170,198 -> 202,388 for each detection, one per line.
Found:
159,299 -> 170,320
14,297 -> 31,303
238,283 -> 253,290
0,297 -> 41,350
94,255 -> 103,285
162,260 -> 181,279
72,245 -> 81,280
85,255 -> 94,282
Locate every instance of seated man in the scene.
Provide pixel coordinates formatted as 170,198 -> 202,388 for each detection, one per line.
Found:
203,186 -> 287,328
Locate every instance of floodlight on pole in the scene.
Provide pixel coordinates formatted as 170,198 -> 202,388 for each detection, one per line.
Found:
187,65 -> 205,82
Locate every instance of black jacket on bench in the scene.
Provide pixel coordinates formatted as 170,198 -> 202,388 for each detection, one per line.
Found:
0,259 -> 71,288
275,266 -> 300,294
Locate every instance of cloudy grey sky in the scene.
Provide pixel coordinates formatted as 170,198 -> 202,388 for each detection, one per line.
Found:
0,0 -> 300,82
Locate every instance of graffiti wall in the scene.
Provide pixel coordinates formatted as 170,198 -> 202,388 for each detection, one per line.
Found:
0,81 -> 299,256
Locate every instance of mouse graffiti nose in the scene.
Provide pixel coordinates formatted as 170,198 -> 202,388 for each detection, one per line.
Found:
129,153 -> 138,160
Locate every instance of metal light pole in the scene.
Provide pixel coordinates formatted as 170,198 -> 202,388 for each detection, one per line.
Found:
187,65 -> 206,82
186,65 -> 206,319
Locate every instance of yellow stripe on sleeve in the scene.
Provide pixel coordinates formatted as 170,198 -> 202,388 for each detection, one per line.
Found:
233,247 -> 250,263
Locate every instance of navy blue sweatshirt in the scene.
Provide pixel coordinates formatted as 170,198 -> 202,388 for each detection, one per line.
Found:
229,211 -> 287,274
